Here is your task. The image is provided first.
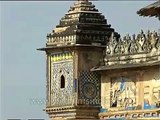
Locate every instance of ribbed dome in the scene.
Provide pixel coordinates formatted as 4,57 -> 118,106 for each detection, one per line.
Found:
46,0 -> 120,46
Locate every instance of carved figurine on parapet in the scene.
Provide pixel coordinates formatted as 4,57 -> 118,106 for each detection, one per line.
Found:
105,30 -> 160,66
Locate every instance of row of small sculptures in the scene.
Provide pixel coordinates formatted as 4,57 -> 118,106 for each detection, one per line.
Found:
106,30 -> 160,55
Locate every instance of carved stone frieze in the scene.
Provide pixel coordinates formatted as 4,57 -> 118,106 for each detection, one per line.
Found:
99,108 -> 160,120
104,30 -> 160,66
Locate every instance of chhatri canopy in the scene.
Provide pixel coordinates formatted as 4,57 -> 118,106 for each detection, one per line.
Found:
137,0 -> 160,19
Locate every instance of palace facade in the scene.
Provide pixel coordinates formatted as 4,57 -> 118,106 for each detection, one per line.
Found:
38,0 -> 160,120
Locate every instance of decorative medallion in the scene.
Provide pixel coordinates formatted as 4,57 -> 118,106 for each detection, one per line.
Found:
82,82 -> 97,99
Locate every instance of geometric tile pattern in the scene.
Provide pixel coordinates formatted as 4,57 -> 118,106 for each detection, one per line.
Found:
78,70 -> 101,105
51,52 -> 73,62
50,52 -> 74,107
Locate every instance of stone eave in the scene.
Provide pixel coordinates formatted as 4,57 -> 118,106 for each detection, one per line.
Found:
37,44 -> 106,51
91,61 -> 160,71
67,11 -> 101,14
137,0 -> 160,18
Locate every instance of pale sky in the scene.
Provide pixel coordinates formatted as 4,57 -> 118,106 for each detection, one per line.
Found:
1,1 -> 159,120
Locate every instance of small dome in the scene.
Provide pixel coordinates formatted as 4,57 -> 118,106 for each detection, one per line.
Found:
46,0 -> 120,46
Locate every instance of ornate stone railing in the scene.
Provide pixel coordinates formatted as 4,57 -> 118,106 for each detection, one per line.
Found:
104,30 -> 160,66
47,33 -> 77,46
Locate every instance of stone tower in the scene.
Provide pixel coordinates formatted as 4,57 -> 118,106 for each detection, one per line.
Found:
39,0 -> 119,119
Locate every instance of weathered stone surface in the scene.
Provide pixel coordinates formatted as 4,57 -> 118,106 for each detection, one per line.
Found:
39,0 -> 160,120
92,30 -> 160,71
46,0 -> 120,46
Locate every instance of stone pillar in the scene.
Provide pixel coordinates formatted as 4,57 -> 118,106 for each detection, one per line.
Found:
101,75 -> 110,109
136,71 -> 145,109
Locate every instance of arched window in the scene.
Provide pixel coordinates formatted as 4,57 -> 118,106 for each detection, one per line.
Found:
60,75 -> 65,88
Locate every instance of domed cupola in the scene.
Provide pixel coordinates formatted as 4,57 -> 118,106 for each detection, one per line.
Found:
46,0 -> 120,46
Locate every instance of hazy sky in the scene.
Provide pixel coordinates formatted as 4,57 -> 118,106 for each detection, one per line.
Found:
1,1 -> 159,120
